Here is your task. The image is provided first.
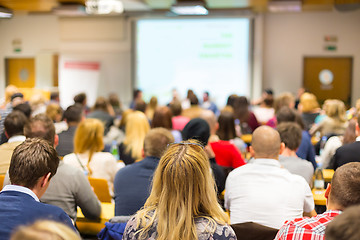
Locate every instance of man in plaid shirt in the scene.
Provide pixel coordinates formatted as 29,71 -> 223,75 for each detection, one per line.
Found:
275,162 -> 360,240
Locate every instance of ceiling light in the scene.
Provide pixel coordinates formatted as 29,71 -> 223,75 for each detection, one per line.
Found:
86,0 -> 124,15
0,6 -> 13,18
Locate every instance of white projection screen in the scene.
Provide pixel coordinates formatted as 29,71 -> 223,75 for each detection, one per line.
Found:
134,18 -> 252,107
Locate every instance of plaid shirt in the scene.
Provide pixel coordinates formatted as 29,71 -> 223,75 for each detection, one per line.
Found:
274,210 -> 342,240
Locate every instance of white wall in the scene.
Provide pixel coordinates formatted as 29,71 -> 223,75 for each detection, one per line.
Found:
0,15 -> 133,106
263,9 -> 360,105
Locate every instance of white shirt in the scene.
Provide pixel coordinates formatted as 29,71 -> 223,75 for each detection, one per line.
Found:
63,151 -> 123,196
7,135 -> 26,143
224,158 -> 314,229
1,185 -> 39,202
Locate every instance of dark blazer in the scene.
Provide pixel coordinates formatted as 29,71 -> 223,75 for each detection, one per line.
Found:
0,190 -> 75,240
56,126 -> 77,157
114,156 -> 159,216
331,141 -> 360,170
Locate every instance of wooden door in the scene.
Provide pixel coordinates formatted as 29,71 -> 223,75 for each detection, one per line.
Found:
303,57 -> 352,105
6,58 -> 35,88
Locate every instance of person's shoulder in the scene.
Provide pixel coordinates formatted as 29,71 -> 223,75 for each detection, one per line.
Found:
337,141 -> 360,152
93,152 -> 117,161
195,218 -> 236,240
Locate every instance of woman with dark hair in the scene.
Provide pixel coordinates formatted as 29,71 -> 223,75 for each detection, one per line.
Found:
233,96 -> 260,134
151,106 -> 182,142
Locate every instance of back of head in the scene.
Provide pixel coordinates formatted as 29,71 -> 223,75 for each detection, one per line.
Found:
148,96 -> 158,109
226,94 -> 238,108
325,99 -> 347,123
124,111 -> 150,159
24,114 -> 55,146
233,96 -> 249,121
274,92 -> 295,113
73,93 -> 86,105
13,103 -> 32,119
325,205 -> 360,240
217,111 -> 236,141
276,106 -> 296,124
4,111 -> 28,138
189,94 -> 199,106
63,105 -> 83,124
9,138 -> 59,189
134,100 -> 147,113
300,92 -> 319,112
144,128 -> 174,158
330,162 -> 360,210
138,140 -> 227,240
182,118 -> 210,146
277,122 -> 302,151
93,97 -> 108,112
74,118 -> 104,154
169,100 -> 182,116
251,126 -> 281,159
108,93 -> 120,107
11,220 -> 80,240
5,85 -> 19,104
45,103 -> 63,122
151,106 -> 173,129
200,110 -> 217,134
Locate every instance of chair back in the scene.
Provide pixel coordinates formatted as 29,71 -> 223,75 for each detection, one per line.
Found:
231,222 -> 279,240
88,177 -> 112,203
0,175 -> 4,190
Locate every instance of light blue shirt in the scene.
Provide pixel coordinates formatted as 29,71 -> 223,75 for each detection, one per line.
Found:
1,185 -> 39,202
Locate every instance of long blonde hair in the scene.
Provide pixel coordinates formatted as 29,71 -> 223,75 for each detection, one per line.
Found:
135,140 -> 229,240
325,99 -> 347,123
74,118 -> 104,174
123,111 -> 150,160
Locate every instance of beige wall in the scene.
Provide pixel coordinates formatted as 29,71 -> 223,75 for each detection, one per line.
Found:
0,9 -> 359,107
263,9 -> 360,105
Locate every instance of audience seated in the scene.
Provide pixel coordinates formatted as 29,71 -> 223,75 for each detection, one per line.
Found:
56,105 -> 83,157
3,114 -> 101,221
309,99 -> 348,137
276,106 -> 317,169
252,90 -> 275,124
63,118 -> 121,196
169,100 -> 190,131
233,96 -> 260,134
145,96 -> 158,121
325,205 -> 360,240
182,118 -> 226,194
201,91 -> 219,115
114,128 -> 174,216
275,162 -> 360,240
11,220 -> 80,240
87,97 -> 115,135
277,122 -> 314,184
298,92 -> 320,131
200,110 -> 246,171
122,140 -> 236,240
118,111 -> 150,165
151,106 -> 182,142
329,116 -> 360,170
318,119 -> 356,168
181,93 -> 205,119
0,111 -> 27,174
266,92 -> 295,128
0,138 -> 75,239
225,126 -> 315,229
46,103 -> 66,134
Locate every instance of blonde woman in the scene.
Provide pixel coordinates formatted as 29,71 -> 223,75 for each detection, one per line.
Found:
119,111 -> 150,165
310,99 -> 348,137
11,220 -> 80,240
298,92 -> 320,130
123,140 -> 236,240
63,118 -> 121,196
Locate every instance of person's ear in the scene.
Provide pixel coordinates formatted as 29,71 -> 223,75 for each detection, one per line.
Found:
141,148 -> 145,158
54,134 -> 59,148
5,131 -> 9,139
41,172 -> 52,188
249,146 -> 255,157
325,183 -> 331,199
356,123 -> 360,136
279,142 -> 285,155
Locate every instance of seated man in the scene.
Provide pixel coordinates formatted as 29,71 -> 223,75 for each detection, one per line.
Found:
0,111 -> 27,174
56,104 -> 83,157
225,126 -> 315,229
114,128 -> 174,216
4,114 -> 101,221
275,162 -> 360,240
277,122 -> 314,184
0,138 -> 75,239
